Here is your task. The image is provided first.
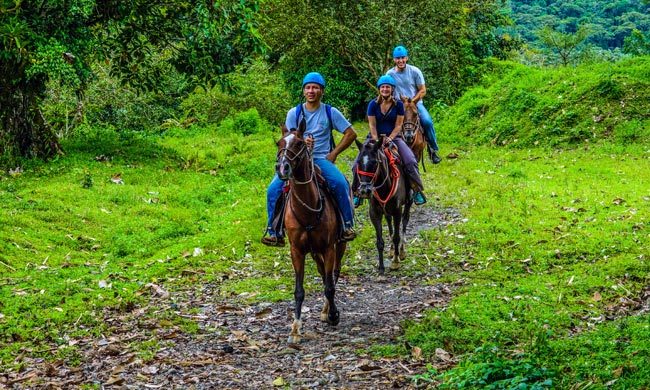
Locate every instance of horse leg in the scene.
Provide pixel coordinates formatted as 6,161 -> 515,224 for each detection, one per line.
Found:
389,210 -> 402,270
323,249 -> 340,325
400,197 -> 412,261
288,247 -> 306,344
386,215 -> 394,258
370,207 -> 385,274
313,253 -> 331,323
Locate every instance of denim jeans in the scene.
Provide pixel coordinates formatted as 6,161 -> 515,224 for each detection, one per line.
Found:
266,158 -> 354,236
417,102 -> 439,151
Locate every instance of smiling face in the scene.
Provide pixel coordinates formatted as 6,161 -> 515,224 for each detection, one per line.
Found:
379,84 -> 393,99
393,56 -> 408,70
303,83 -> 323,103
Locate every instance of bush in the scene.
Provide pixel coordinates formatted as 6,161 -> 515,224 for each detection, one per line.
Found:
180,60 -> 291,126
218,108 -> 271,136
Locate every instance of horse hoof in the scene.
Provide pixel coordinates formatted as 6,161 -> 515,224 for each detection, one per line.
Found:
378,267 -> 385,275
327,311 -> 340,326
287,335 -> 302,344
320,312 -> 328,322
389,262 -> 400,270
399,250 -> 407,261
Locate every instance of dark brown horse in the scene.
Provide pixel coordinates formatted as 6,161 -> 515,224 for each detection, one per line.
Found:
276,122 -> 345,344
355,137 -> 411,274
401,97 -> 426,171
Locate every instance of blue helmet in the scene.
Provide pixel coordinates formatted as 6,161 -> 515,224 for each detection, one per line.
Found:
377,75 -> 396,88
392,45 -> 408,58
302,72 -> 326,89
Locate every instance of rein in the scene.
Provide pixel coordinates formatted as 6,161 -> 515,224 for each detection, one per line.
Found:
356,147 -> 401,208
279,141 -> 324,230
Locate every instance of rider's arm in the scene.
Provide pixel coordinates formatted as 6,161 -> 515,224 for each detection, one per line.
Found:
412,84 -> 426,105
368,115 -> 379,140
388,115 -> 404,141
327,127 -> 357,163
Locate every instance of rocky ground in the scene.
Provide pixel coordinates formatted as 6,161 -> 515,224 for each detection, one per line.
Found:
3,206 -> 466,389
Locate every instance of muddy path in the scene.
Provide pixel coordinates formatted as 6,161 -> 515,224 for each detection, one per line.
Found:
3,206 -> 463,389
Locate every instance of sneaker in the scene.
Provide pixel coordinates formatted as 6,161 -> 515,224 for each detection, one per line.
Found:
413,191 -> 427,205
428,149 -> 442,164
341,228 -> 357,242
353,196 -> 363,208
261,235 -> 285,247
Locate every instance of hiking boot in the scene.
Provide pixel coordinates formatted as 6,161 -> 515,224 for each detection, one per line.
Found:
261,235 -> 285,247
341,228 -> 357,242
413,191 -> 427,205
353,196 -> 363,208
428,149 -> 442,164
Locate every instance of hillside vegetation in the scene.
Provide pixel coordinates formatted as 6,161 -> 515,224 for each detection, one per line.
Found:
508,0 -> 650,50
439,56 -> 650,148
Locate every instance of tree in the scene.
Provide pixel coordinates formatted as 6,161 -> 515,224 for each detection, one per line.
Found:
537,25 -> 591,65
623,29 -> 650,54
261,0 -> 515,115
0,0 -> 264,163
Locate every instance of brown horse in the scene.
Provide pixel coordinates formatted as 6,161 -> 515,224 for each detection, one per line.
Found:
401,97 -> 426,171
355,137 -> 411,274
276,122 -> 345,344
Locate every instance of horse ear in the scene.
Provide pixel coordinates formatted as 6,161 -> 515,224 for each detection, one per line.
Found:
281,124 -> 289,137
373,137 -> 382,151
400,95 -> 407,103
355,139 -> 363,151
297,117 -> 306,138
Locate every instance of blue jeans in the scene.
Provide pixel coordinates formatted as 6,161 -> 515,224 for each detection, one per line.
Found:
266,158 -> 354,236
417,102 -> 439,151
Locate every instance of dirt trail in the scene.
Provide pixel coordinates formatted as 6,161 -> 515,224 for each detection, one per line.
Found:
3,207 -> 463,389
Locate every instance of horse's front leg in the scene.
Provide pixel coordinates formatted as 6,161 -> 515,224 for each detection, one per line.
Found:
389,211 -> 402,270
370,207 -> 385,274
323,248 -> 340,326
400,197 -> 412,261
288,247 -> 307,344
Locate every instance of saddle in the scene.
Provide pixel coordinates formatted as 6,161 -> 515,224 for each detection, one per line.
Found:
271,168 -> 346,239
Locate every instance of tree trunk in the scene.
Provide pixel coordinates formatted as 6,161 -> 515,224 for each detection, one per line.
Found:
0,87 -> 61,163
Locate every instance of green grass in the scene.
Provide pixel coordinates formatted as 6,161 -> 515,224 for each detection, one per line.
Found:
439,56 -> 650,148
2,58 -> 650,387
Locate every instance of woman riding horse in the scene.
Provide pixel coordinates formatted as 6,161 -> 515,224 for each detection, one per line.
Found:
352,75 -> 427,207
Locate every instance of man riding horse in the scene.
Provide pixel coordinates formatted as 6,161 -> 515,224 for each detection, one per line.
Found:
262,72 -> 358,246
387,45 -> 442,164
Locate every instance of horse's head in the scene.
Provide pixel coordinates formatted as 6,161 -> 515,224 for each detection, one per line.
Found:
355,138 -> 384,199
401,97 -> 420,145
276,122 -> 308,181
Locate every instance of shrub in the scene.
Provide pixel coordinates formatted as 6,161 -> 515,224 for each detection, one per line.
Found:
218,108 -> 271,136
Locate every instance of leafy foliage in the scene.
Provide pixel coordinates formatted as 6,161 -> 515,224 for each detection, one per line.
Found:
507,0 -> 650,51
0,0 -> 265,164
260,0 -> 516,117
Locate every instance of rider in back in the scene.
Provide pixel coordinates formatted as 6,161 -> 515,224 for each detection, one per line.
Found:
387,45 -> 441,164
262,72 -> 358,247
352,75 -> 427,207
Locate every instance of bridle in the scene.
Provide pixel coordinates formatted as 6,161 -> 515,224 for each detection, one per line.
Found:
356,145 -> 400,208
277,135 -> 323,219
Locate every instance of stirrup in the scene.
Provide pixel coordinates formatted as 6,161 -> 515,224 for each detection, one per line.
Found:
353,196 -> 363,208
261,234 -> 285,247
341,228 -> 356,242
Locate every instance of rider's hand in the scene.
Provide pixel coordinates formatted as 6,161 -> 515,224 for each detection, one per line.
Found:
383,136 -> 392,146
326,152 -> 337,163
305,135 -> 314,150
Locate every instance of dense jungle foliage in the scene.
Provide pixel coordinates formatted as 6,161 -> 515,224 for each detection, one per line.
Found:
508,0 -> 650,50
